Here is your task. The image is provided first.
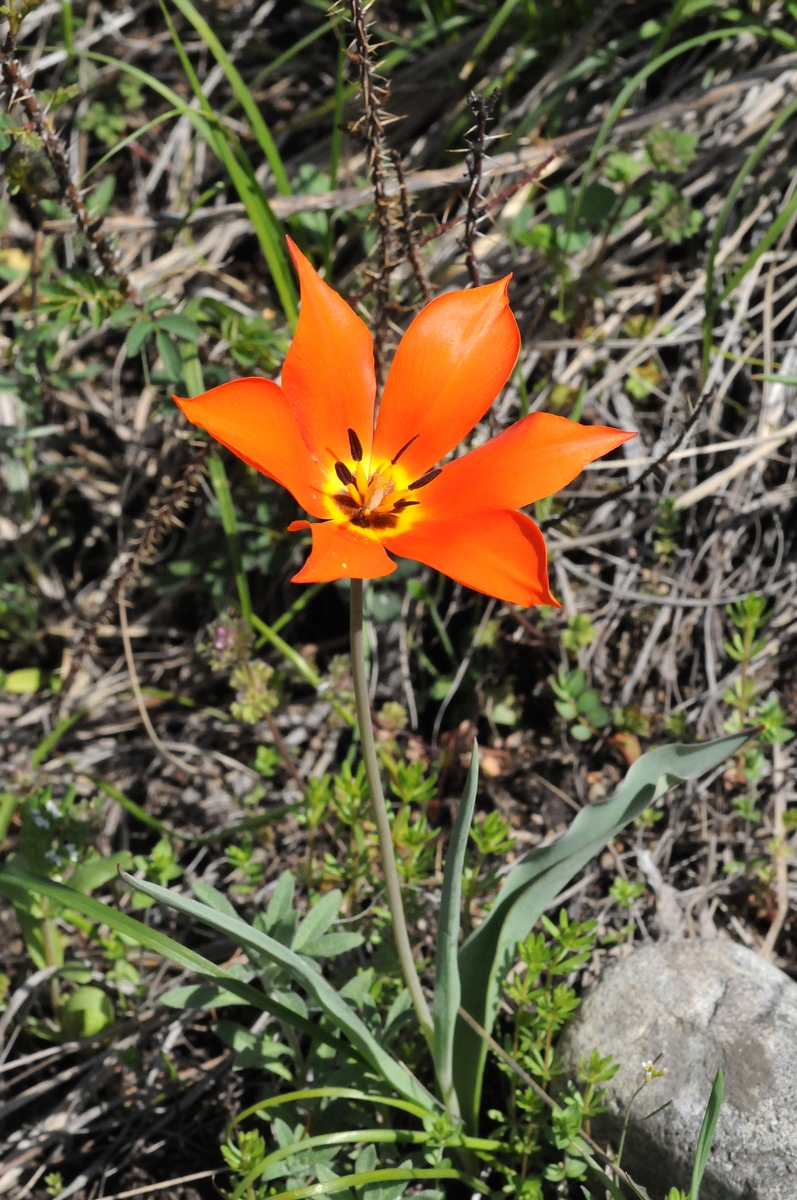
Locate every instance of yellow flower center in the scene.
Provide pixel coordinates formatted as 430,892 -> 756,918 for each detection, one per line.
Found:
330,428 -> 441,531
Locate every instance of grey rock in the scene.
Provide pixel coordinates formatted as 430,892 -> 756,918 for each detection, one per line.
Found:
558,939 -> 797,1199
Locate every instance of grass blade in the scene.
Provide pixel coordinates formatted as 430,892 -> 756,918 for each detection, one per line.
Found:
433,742 -> 479,1116
231,1128 -> 432,1200
207,453 -> 252,623
690,1069 -> 724,1200
244,1167 -> 488,1200
157,1 -> 297,325
562,24 -> 752,315
230,1087 -> 433,1134
703,93 -> 797,376
84,45 -> 297,326
167,0 -> 292,196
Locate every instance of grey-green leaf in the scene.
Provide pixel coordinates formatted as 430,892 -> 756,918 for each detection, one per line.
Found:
119,870 -> 435,1110
300,931 -> 364,957
433,743 -> 479,1115
453,732 -> 749,1130
0,861 -> 351,1057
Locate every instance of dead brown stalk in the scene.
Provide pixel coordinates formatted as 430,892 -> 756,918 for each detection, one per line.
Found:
348,0 -> 394,381
0,24 -> 134,298
461,89 -> 501,287
53,443 -> 210,720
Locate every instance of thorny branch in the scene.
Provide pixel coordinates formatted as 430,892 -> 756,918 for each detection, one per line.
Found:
391,150 -> 431,304
348,160 -> 556,306
0,24 -> 134,298
461,89 -> 501,288
348,0 -> 394,382
52,443 -> 210,722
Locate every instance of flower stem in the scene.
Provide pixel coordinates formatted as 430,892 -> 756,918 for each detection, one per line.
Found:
349,578 -> 434,1047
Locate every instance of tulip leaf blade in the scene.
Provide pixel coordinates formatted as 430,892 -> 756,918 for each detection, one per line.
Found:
433,741 -> 479,1114
453,731 -> 750,1130
116,870 -> 435,1110
0,859 -> 347,1056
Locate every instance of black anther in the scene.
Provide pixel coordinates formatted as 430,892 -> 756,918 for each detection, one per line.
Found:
348,428 -> 363,462
408,468 -> 442,490
335,461 -> 356,486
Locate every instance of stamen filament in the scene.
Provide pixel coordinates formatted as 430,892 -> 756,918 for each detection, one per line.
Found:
391,433 -> 420,465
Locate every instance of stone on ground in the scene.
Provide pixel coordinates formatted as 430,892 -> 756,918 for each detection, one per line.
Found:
558,939 -> 797,1199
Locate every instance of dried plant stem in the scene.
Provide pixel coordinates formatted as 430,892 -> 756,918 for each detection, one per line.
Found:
391,150 -> 431,304
119,596 -> 201,775
54,443 -> 210,719
350,579 -> 433,1046
0,30 -> 134,297
349,0 -> 393,381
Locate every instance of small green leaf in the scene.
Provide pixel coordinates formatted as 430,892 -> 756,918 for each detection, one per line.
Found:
3,668 -> 41,694
603,150 -> 643,184
645,124 -> 698,174
155,330 -> 184,379
580,183 -> 617,223
292,889 -> 342,953
125,318 -> 153,357
157,312 -> 202,342
61,986 -> 115,1039
546,185 -> 571,216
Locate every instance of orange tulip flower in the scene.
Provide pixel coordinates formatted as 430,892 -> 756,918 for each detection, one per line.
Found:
175,239 -> 634,607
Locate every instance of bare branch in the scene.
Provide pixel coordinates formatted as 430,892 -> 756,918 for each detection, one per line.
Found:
348,0 -> 394,381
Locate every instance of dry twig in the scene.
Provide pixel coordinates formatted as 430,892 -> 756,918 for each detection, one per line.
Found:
391,150 -> 431,303
0,27 -> 134,297
460,90 -> 500,287
349,0 -> 394,380
52,444 -> 210,721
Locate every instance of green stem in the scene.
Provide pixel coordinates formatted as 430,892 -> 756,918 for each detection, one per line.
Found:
41,904 -> 62,1020
349,579 -> 434,1047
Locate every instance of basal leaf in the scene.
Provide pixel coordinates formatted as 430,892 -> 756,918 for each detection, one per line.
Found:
453,733 -> 749,1129
433,743 -> 479,1115
119,870 -> 435,1110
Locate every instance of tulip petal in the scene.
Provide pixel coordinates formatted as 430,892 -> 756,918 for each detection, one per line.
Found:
372,278 -> 520,480
418,413 -> 636,515
282,238 -> 376,466
292,520 -> 397,583
385,509 -> 558,607
174,378 -> 329,518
